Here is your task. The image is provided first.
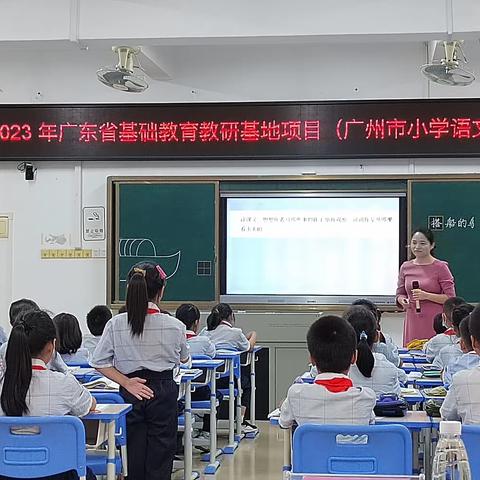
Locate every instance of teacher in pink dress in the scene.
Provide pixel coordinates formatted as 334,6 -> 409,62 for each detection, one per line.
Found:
396,228 -> 456,346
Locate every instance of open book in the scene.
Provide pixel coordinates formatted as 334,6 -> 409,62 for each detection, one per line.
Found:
83,377 -> 119,390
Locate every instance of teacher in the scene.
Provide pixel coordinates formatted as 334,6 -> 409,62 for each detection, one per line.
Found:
396,228 -> 456,346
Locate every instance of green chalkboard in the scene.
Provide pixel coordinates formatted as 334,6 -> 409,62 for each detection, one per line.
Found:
411,180 -> 480,302
113,182 -> 217,303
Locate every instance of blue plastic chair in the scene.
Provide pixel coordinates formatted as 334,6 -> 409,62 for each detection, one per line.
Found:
292,423 -> 412,475
88,392 -> 127,476
462,425 -> 480,479
0,416 -> 86,479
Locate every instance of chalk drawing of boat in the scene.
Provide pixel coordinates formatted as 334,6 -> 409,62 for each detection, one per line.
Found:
119,238 -> 181,281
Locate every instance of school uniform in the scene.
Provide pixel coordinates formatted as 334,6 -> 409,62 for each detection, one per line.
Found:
423,328 -> 458,362
0,359 -> 93,416
82,334 -> 100,358
279,372 -> 376,428
372,334 -> 401,367
200,321 -> 252,411
441,365 -> 480,424
0,326 -> 7,345
348,352 -> 405,395
186,330 -> 216,357
444,351 -> 480,388
60,348 -> 91,365
0,342 -> 69,374
90,303 -> 189,480
199,321 -> 250,351
431,340 -> 462,370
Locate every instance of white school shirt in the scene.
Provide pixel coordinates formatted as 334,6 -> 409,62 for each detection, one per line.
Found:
0,342 -> 68,374
279,372 -> 376,428
61,347 -> 91,365
199,321 -> 250,352
0,359 -> 93,417
186,331 -> 216,358
82,334 -> 100,358
441,365 -> 480,424
424,331 -> 458,362
372,334 -> 400,367
432,341 -> 462,370
348,352 -> 405,395
444,352 -> 480,388
91,303 -> 190,375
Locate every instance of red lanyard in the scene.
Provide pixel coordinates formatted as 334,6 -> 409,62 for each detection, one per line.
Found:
314,377 -> 353,393
186,332 -> 196,340
444,328 -> 456,336
32,365 -> 47,371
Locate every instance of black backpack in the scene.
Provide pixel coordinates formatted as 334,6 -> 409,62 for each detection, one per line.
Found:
374,393 -> 408,417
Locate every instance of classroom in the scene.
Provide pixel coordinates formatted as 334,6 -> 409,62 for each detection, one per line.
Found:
1,2 -> 480,480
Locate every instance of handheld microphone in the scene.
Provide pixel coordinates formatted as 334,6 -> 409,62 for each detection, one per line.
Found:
412,280 -> 421,313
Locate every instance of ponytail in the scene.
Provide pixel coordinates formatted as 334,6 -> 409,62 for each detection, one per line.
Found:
1,310 -> 56,416
207,303 -> 233,331
1,324 -> 32,416
356,330 -> 375,378
343,305 -> 377,378
126,262 -> 166,336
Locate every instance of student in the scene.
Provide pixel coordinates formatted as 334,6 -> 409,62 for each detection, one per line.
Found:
280,315 -> 376,427
91,262 -> 190,480
200,303 -> 258,433
176,303 -> 215,357
433,312 -> 447,334
53,313 -> 90,365
0,298 -> 39,346
344,306 -> 406,395
83,305 -> 112,357
443,315 -> 480,388
0,300 -> 68,374
424,296 -> 466,361
352,299 -> 401,367
441,304 -> 480,424
432,304 -> 473,370
0,310 -> 96,480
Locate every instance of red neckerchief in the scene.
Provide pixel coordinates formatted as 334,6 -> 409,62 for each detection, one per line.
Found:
147,305 -> 161,315
220,321 -> 233,328
444,328 -> 456,336
32,364 -> 47,371
314,377 -> 353,393
186,331 -> 196,340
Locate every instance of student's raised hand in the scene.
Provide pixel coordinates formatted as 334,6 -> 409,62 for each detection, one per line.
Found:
124,377 -> 154,400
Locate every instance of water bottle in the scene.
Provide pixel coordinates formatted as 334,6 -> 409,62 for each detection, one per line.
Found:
432,421 -> 471,480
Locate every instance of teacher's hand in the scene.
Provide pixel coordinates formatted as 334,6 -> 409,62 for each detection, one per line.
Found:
411,289 -> 429,301
397,296 -> 409,310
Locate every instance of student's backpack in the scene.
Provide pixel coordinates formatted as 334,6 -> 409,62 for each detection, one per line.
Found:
374,393 -> 408,417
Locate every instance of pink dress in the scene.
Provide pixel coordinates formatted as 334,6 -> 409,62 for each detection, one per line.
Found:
396,259 -> 456,346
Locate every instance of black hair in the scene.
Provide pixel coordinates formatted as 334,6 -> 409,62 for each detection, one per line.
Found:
53,313 -> 83,355
86,305 -> 112,337
343,306 -> 377,378
443,296 -> 466,321
126,262 -> 166,336
433,313 -> 447,334
207,303 -> 233,331
9,298 -> 39,326
352,298 -> 382,325
468,304 -> 480,344
451,304 -> 474,331
1,310 -> 57,416
176,303 -> 201,330
307,315 -> 357,374
411,227 -> 435,245
459,316 -> 473,352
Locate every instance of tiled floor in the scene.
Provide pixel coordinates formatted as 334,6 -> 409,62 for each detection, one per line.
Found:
173,421 -> 284,480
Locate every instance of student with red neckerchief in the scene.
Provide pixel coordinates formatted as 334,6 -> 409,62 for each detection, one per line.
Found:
91,262 -> 190,480
279,315 -> 376,428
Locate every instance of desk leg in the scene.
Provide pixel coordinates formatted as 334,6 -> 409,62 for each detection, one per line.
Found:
204,370 -> 221,474
423,427 -> 432,480
246,352 -> 259,439
283,428 -> 292,475
106,420 -> 116,480
235,375 -> 243,443
223,360 -> 238,454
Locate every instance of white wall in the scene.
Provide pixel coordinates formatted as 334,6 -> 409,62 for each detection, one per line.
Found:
2,1 -> 480,335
